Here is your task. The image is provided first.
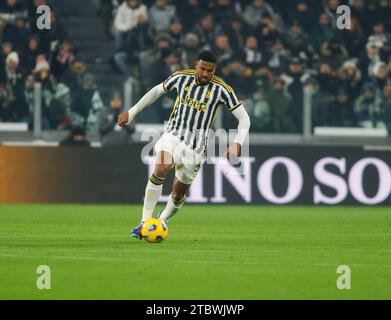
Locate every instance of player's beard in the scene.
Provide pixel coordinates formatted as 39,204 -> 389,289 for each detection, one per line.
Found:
196,74 -> 212,85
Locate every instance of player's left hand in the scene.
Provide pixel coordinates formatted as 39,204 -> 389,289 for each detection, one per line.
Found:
224,143 -> 241,159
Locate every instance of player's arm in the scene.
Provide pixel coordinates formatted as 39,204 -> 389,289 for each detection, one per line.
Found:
117,83 -> 166,127
224,105 -> 251,158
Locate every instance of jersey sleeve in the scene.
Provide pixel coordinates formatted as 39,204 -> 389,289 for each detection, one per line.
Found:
220,86 -> 242,112
163,73 -> 181,92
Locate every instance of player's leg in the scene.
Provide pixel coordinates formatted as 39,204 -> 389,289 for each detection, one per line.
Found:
142,150 -> 173,221
131,151 -> 173,239
158,177 -> 190,222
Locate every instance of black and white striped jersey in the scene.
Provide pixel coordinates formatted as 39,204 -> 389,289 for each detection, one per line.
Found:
163,69 -> 242,154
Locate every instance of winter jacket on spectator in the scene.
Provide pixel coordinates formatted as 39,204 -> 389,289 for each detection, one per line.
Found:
73,73 -> 104,132
3,16 -> 31,52
0,0 -> 27,24
192,14 -> 224,49
20,36 -> 43,74
36,11 -> 68,55
114,0 -> 148,32
242,0 -> 278,30
354,82 -> 383,127
148,1 -> 177,34
381,83 -> 391,134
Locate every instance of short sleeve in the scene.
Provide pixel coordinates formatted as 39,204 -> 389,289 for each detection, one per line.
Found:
221,86 -> 242,112
163,73 -> 181,92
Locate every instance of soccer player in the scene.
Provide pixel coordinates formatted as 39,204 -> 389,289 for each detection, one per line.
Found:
117,50 -> 250,239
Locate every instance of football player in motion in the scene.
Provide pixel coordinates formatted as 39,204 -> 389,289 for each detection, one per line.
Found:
117,50 -> 251,239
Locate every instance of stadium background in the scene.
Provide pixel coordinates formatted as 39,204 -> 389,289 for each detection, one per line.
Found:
0,0 -> 390,205
1,0 -> 391,301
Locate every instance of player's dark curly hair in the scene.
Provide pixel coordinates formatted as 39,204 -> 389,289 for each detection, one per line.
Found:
198,50 -> 217,64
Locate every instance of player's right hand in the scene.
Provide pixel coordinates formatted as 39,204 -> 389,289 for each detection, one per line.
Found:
117,112 -> 130,127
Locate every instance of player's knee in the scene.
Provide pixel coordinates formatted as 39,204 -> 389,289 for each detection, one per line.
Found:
154,164 -> 172,178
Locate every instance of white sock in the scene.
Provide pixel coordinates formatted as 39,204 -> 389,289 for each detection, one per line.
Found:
159,194 -> 185,221
142,175 -> 165,222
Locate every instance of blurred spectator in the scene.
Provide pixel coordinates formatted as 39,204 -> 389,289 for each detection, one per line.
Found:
370,61 -> 390,89
266,39 -> 290,75
73,73 -> 105,132
311,13 -> 335,52
368,22 -> 391,59
330,88 -> 356,127
315,62 -> 338,126
0,0 -> 27,24
350,0 -> 368,33
319,38 -> 348,70
0,42 -> 14,81
282,22 -> 310,56
210,0 -> 238,25
4,51 -> 27,120
289,1 -> 317,32
380,83 -> 391,134
113,0 -> 148,51
180,33 -> 201,69
372,0 -> 391,33
193,14 -> 224,49
176,0 -> 205,32
61,57 -> 87,93
168,18 -> 184,48
33,55 -> 56,107
3,15 -> 31,52
358,40 -> 383,80
242,91 -> 271,132
22,74 -> 50,129
354,82 -> 384,128
49,83 -> 73,129
242,35 -> 264,71
213,34 -> 233,67
35,11 -> 68,55
149,48 -> 180,121
283,57 -> 305,132
336,59 -> 362,101
221,14 -> 248,52
324,0 -> 340,27
51,40 -> 76,79
113,6 -> 152,78
0,82 -> 13,121
338,17 -> 365,58
265,77 -> 295,132
148,0 -> 177,35
242,0 -> 279,30
256,15 -> 280,49
20,36 -> 43,74
98,92 -> 135,146
60,125 -> 91,146
139,33 -> 171,87
221,54 -> 254,95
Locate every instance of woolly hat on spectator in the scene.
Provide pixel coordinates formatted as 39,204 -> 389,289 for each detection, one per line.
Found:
34,55 -> 50,73
6,52 -> 19,66
54,83 -> 70,99
372,61 -> 386,77
342,59 -> 358,69
82,73 -> 95,82
184,33 -> 199,42
366,40 -> 382,50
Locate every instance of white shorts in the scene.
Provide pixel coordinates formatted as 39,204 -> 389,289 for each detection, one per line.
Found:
154,132 -> 203,185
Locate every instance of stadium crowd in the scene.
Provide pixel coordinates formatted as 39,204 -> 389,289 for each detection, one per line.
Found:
1,0 -> 391,137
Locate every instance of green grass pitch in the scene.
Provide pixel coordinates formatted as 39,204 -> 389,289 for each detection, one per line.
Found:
0,204 -> 390,300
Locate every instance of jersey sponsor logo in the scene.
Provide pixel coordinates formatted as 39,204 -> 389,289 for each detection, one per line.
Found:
180,94 -> 207,113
